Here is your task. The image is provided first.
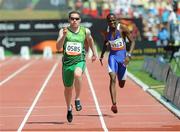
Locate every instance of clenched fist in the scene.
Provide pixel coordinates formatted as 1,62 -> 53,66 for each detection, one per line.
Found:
63,27 -> 68,36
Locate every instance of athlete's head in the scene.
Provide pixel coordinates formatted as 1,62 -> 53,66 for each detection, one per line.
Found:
68,10 -> 81,28
106,13 -> 117,29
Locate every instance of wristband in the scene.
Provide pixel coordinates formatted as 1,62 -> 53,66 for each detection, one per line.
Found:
126,53 -> 132,58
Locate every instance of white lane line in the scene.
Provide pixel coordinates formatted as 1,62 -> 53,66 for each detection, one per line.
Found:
148,89 -> 180,118
127,71 -> 180,118
0,60 -> 36,86
85,68 -> 108,132
17,62 -> 58,132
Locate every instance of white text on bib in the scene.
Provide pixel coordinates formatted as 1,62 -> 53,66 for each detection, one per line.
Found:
66,42 -> 82,55
109,38 -> 125,50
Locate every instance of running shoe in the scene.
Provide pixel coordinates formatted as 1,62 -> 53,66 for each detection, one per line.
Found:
75,100 -> 82,111
67,110 -> 73,123
111,104 -> 118,113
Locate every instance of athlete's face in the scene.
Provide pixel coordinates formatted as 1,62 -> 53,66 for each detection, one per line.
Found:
69,13 -> 81,28
107,15 -> 117,29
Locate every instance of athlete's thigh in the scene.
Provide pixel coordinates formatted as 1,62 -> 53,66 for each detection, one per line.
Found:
108,56 -> 118,73
74,61 -> 86,77
117,63 -> 127,81
62,65 -> 74,87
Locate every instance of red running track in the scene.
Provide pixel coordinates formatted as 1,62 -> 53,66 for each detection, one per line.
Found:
0,56 -> 180,132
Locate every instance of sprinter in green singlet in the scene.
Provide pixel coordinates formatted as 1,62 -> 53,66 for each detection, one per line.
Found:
56,11 -> 97,123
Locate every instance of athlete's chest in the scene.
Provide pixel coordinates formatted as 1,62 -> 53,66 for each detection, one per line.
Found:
66,29 -> 85,42
107,31 -> 125,50
64,28 -> 85,56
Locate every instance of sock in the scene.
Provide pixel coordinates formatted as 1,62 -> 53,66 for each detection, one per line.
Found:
68,106 -> 72,111
75,98 -> 80,101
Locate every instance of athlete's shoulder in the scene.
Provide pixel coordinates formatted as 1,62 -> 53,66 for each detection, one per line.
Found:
118,20 -> 131,33
118,23 -> 128,31
79,26 -> 87,31
84,27 -> 91,35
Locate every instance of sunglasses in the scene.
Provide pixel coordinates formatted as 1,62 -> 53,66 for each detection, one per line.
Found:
70,17 -> 80,21
108,19 -> 116,23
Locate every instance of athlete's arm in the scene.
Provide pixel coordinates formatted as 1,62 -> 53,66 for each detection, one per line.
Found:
99,39 -> 109,65
56,27 -> 67,51
121,24 -> 135,55
85,28 -> 97,62
121,24 -> 135,65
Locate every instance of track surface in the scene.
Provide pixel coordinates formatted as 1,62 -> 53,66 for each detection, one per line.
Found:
0,56 -> 180,132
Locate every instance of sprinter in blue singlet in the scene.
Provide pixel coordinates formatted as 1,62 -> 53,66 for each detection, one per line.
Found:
100,13 -> 135,113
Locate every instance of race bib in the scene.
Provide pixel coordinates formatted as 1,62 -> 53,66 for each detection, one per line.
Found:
109,38 -> 125,50
66,42 -> 82,55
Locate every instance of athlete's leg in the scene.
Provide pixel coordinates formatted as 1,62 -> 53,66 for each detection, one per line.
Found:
63,67 -> 74,109
64,86 -> 73,110
109,72 -> 117,105
74,62 -> 85,111
109,72 -> 118,113
108,56 -> 118,105
64,87 -> 73,122
74,67 -> 83,111
74,67 -> 83,100
108,56 -> 118,113
62,65 -> 74,122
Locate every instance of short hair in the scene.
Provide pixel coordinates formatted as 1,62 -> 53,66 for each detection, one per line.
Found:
106,13 -> 116,20
68,10 -> 81,18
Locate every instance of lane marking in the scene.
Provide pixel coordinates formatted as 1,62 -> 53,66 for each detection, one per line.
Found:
127,71 -> 149,91
0,60 -> 36,86
17,62 -> 58,132
127,71 -> 180,118
148,89 -> 180,118
85,68 -> 108,132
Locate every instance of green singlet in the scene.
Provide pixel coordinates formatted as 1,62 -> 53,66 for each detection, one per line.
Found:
62,26 -> 86,87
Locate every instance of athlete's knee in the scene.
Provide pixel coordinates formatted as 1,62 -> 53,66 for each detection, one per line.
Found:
64,87 -> 73,92
119,83 -> 124,88
119,80 -> 125,88
74,67 -> 83,78
109,73 -> 116,83
110,76 -> 116,83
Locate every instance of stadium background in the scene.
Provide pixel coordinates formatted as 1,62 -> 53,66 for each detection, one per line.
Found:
1,0 -> 179,56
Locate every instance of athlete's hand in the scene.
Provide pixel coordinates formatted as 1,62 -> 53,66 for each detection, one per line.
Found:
63,27 -> 67,37
124,56 -> 130,66
91,54 -> 97,62
99,58 -> 103,66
